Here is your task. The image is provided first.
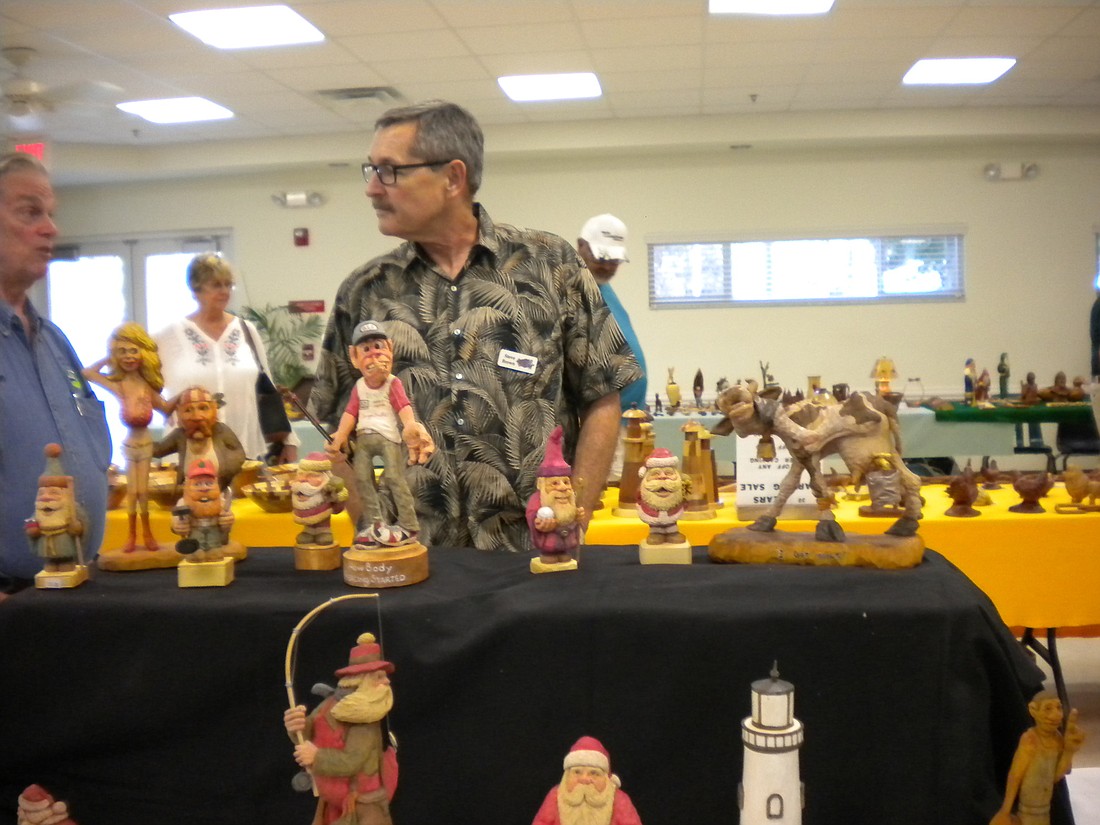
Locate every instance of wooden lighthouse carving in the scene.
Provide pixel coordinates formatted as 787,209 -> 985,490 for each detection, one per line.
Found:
739,664 -> 804,824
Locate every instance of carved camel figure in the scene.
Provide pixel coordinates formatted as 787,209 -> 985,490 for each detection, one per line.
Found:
712,385 -> 922,541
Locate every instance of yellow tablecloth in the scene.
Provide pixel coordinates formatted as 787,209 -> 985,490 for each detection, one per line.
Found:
106,482 -> 1100,631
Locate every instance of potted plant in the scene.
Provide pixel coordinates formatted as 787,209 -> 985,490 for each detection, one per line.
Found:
239,303 -> 324,409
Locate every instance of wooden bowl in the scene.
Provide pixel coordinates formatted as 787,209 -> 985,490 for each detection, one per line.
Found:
243,481 -> 293,513
148,468 -> 180,510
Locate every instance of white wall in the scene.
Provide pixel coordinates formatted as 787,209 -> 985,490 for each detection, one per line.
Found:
54,137 -> 1100,402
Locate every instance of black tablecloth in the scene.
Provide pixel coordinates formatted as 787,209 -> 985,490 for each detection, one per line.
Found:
0,547 -> 1068,825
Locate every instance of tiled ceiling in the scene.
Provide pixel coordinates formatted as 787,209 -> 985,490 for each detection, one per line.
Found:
2,0 -> 1099,147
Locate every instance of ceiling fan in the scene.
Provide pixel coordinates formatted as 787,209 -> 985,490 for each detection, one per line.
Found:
2,46 -> 123,133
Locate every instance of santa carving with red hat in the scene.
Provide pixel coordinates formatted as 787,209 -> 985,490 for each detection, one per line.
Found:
532,736 -> 644,825
636,449 -> 688,546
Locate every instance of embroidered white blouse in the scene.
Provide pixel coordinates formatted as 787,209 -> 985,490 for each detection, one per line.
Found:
154,316 -> 299,460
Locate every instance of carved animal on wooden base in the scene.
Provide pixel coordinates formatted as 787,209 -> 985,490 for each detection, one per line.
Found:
712,385 -> 922,541
1063,466 -> 1100,505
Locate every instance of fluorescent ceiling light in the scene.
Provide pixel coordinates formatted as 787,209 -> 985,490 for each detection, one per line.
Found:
903,57 -> 1016,86
169,5 -> 324,49
498,72 -> 602,103
709,0 -> 835,14
117,97 -> 234,124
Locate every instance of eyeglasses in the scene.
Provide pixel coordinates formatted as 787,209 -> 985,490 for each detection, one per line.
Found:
361,160 -> 453,186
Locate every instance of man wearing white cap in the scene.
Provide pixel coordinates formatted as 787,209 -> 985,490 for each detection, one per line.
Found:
578,214 -> 648,481
532,736 -> 644,825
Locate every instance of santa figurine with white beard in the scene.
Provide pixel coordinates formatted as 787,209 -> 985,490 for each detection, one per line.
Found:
526,426 -> 585,573
291,452 -> 349,567
25,444 -> 89,588
532,736 -> 644,825
636,449 -> 692,563
283,632 -> 398,825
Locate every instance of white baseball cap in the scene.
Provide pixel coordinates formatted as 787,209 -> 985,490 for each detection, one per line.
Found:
579,213 -> 629,262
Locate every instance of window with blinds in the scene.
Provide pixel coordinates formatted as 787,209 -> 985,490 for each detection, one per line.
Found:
648,232 -> 964,308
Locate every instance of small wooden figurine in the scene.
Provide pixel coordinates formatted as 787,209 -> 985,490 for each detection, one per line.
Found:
740,665 -> 804,825
284,632 -> 399,825
327,321 -> 434,549
637,448 -> 692,564
330,321 -> 434,588
692,368 -> 705,410
17,784 -> 77,825
989,693 -> 1084,825
665,368 -> 681,411
153,385 -> 246,493
532,736 -> 644,825
980,458 -> 1003,490
1038,371 -> 1072,403
944,467 -> 980,517
171,458 -> 239,586
26,444 -> 89,589
1055,466 -> 1100,513
83,323 -> 176,554
974,369 -> 992,406
871,356 -> 897,396
858,453 -> 905,518
963,358 -> 978,404
1009,472 -> 1053,514
1020,373 -> 1041,406
291,452 -> 349,570
997,353 -> 1011,399
528,426 -> 584,573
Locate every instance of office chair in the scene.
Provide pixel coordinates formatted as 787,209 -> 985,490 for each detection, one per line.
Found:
1054,416 -> 1100,470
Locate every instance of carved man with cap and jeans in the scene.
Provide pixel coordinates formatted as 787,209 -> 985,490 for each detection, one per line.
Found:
327,320 -> 434,547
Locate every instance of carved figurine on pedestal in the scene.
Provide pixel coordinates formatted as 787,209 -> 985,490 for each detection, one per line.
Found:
528,426 -> 583,573
1056,466 -> 1100,513
692,368 -> 705,410
327,321 -> 434,549
871,356 -> 897,396
1020,373 -> 1041,406
665,368 -> 681,411
171,458 -> 240,586
964,358 -> 978,405
637,448 -> 692,564
613,408 -> 654,517
291,452 -> 349,570
653,393 -> 663,416
1038,371 -> 1071,403
1068,376 -> 1087,402
17,784 -> 77,825
998,353 -> 1011,399
83,323 -> 176,554
532,736 -> 643,825
284,632 -> 399,825
944,466 -> 980,517
1009,472 -> 1053,514
974,369 -> 993,407
981,458 -> 1003,490
858,453 -> 905,518
989,693 -> 1084,825
711,385 -> 924,568
26,444 -> 88,589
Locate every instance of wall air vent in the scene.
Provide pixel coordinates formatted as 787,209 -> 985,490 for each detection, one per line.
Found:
317,86 -> 402,103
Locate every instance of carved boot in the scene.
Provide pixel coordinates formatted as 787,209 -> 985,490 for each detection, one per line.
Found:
141,507 -> 159,552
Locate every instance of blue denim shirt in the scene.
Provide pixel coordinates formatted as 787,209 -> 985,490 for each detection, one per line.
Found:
0,298 -> 111,580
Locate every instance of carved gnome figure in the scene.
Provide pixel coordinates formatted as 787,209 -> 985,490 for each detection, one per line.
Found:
292,452 -> 349,548
171,458 -> 233,562
531,736 -> 644,825
527,426 -> 585,573
17,785 -> 77,825
637,449 -> 689,549
25,444 -> 88,587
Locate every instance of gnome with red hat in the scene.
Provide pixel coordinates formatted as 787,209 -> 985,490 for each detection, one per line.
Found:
170,457 -> 234,562
284,632 -> 398,825
532,736 -> 644,825
292,452 -> 349,549
25,444 -> 87,587
637,448 -> 689,547
526,426 -> 585,573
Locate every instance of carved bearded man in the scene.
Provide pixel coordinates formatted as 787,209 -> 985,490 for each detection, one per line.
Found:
284,633 -> 398,825
526,426 -> 585,567
153,386 -> 245,493
171,458 -> 232,561
636,449 -> 687,545
532,737 -> 643,825
25,444 -> 85,573
292,452 -> 349,548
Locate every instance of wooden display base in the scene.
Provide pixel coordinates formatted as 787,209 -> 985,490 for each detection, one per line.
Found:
639,540 -> 692,565
178,556 -> 235,587
612,503 -> 638,518
530,557 -> 578,574
98,541 -> 247,571
709,528 -> 924,570
294,543 -> 343,571
35,565 -> 89,589
1055,502 -> 1100,514
343,542 -> 429,588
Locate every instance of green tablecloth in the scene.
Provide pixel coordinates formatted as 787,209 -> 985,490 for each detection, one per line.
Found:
931,402 -> 1093,424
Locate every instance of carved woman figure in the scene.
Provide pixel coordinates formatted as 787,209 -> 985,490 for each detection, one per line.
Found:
84,323 -> 176,552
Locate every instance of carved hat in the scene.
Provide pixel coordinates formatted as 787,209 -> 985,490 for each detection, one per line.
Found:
562,736 -> 621,787
335,632 -> 395,677
298,452 -> 332,473
639,448 -> 679,477
353,320 -> 388,346
186,458 -> 217,480
538,426 -> 571,478
38,443 -> 71,488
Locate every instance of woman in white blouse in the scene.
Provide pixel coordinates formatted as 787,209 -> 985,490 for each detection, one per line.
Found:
154,253 -> 299,463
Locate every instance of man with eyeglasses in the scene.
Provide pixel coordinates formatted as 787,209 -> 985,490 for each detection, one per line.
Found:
311,100 -> 641,553
0,152 -> 111,594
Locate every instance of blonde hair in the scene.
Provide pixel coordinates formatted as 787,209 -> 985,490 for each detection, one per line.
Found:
186,252 -> 234,293
109,323 -> 165,392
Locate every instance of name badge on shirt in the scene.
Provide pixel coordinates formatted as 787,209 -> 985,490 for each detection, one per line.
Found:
497,349 -> 538,375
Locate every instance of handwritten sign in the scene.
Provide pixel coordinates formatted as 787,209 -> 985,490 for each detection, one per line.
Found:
735,434 -> 818,521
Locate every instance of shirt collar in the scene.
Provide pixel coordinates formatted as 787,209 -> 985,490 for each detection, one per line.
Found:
404,202 -> 498,273
0,295 -> 40,339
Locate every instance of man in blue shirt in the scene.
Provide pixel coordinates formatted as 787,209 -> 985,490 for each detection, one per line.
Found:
0,152 -> 111,592
578,214 -> 648,479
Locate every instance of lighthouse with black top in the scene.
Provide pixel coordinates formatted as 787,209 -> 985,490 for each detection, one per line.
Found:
739,663 -> 804,824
